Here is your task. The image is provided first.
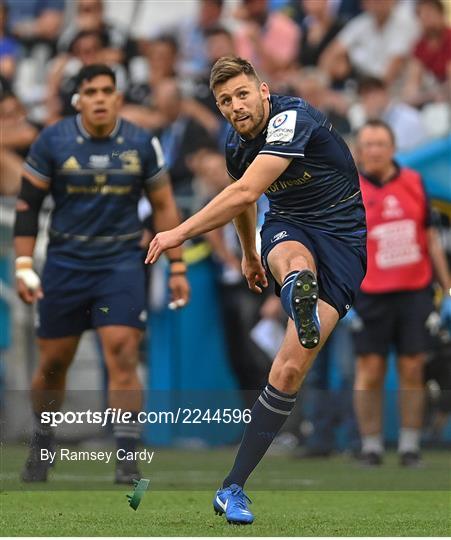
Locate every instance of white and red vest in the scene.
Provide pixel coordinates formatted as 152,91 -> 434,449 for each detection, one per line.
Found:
360,167 -> 432,294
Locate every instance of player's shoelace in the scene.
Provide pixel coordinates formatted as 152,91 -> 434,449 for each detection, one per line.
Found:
229,485 -> 252,509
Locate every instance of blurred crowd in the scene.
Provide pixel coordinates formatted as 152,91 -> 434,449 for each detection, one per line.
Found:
1,0 -> 450,199
1,0 -> 450,453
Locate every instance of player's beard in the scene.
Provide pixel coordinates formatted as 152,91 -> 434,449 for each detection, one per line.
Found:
235,100 -> 266,139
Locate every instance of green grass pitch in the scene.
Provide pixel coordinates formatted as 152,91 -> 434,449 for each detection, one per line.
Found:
1,446 -> 450,536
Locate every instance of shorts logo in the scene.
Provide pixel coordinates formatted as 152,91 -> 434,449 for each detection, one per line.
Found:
271,230 -> 288,243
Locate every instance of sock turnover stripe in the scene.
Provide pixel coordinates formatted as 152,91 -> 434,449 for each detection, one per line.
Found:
258,395 -> 292,415
264,386 -> 296,403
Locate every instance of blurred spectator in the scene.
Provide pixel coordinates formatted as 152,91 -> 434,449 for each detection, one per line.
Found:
129,0 -> 198,47
5,0 -> 64,48
152,78 -> 216,206
330,0 -> 362,20
352,119 -> 451,467
176,0 -> 225,78
183,26 -> 237,143
403,0 -> 451,107
46,30 -> 117,122
0,87 -> 38,195
125,35 -> 179,107
298,0 -> 346,68
121,34 -> 220,138
320,0 -> 418,86
348,77 -> 427,152
0,1 -> 19,81
288,0 -> 361,26
234,0 -> 300,80
291,68 -> 351,135
186,26 -> 236,118
58,0 -> 136,66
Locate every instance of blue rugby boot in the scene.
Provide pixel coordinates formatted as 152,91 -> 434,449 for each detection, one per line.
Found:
213,484 -> 254,524
291,269 -> 320,349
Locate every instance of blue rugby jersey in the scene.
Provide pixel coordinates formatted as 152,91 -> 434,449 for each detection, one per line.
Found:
24,115 -> 166,269
225,95 -> 366,245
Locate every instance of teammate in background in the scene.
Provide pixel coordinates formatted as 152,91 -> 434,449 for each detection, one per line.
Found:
145,57 -> 367,524
14,64 -> 190,484
353,120 -> 451,467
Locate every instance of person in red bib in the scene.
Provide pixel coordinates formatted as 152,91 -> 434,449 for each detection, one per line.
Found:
352,119 -> 451,467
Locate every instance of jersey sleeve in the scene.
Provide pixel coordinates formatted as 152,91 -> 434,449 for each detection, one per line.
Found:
259,109 -> 314,159
143,135 -> 168,188
23,128 -> 54,182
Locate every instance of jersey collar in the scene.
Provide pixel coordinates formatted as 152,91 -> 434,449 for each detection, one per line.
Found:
76,114 -> 122,140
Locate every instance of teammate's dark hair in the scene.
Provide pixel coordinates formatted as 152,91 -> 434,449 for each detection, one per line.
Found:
76,64 -> 116,90
210,56 -> 261,91
358,119 -> 396,146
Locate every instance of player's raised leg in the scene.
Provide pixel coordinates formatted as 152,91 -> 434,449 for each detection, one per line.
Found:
97,325 -> 143,484
268,241 -> 320,349
22,336 -> 80,482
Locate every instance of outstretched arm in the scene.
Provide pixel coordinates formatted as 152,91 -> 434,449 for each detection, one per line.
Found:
145,154 -> 291,264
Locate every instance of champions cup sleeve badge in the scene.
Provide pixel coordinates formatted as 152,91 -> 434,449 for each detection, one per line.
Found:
266,110 -> 297,144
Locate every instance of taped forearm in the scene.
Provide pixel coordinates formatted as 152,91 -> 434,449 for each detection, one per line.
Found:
13,177 -> 47,237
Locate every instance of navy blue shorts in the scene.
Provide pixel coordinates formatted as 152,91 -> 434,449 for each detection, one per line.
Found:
260,219 -> 367,318
37,257 -> 147,338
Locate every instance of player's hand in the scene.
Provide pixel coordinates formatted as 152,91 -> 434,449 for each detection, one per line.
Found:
168,274 -> 190,310
16,277 -> 44,304
15,258 -> 43,304
145,228 -> 185,264
242,255 -> 268,294
16,269 -> 44,304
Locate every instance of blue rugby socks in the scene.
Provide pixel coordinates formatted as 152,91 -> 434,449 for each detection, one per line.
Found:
223,383 -> 297,488
280,271 -> 299,319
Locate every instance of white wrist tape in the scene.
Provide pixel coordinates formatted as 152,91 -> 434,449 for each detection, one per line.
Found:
16,257 -> 41,291
168,299 -> 186,310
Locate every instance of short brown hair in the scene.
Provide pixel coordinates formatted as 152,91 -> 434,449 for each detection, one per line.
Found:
209,56 -> 261,91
